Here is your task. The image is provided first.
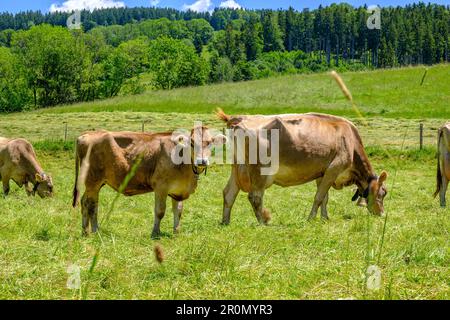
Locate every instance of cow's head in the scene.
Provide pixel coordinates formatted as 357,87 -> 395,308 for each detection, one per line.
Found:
34,172 -> 54,198
352,171 -> 388,215
171,126 -> 227,171
366,172 -> 388,215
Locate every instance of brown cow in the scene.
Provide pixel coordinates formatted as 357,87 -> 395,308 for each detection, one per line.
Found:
434,122 -> 450,207
0,137 -> 53,198
216,109 -> 388,224
72,128 -> 226,237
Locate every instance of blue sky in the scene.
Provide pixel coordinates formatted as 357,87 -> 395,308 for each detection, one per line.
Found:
1,0 -> 449,14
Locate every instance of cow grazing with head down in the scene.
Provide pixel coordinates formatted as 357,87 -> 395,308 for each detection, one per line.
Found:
434,122 -> 450,207
216,109 -> 388,224
72,128 -> 226,237
0,137 -> 53,198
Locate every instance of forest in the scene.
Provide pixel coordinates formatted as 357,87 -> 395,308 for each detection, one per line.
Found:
0,3 -> 449,112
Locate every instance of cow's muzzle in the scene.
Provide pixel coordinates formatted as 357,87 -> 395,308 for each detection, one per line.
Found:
194,158 -> 209,167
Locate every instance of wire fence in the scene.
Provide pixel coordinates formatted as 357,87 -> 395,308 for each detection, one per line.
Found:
0,114 -> 445,150
58,118 -> 442,150
352,118 -> 441,149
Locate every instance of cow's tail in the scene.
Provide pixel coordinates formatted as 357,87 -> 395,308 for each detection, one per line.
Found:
72,141 -> 92,208
72,143 -> 80,208
433,129 -> 443,198
216,108 -> 231,123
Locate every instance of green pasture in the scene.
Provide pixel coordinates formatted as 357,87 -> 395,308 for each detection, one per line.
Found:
36,64 -> 450,119
0,65 -> 448,299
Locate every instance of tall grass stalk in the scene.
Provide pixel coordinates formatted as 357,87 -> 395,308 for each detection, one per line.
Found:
331,70 -> 412,298
376,127 -> 409,265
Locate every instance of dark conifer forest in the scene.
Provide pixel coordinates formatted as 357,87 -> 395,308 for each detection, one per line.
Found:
0,3 -> 448,111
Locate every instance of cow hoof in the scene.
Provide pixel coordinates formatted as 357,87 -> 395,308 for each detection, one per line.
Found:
262,208 -> 271,224
221,220 -> 230,226
151,232 -> 161,239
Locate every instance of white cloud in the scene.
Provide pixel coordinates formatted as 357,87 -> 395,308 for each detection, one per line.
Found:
49,0 -> 126,13
182,0 -> 213,12
150,0 -> 160,6
219,0 -> 241,9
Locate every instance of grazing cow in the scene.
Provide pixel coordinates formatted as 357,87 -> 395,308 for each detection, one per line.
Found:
0,137 -> 53,198
434,122 -> 450,207
72,128 -> 226,237
216,109 -> 388,224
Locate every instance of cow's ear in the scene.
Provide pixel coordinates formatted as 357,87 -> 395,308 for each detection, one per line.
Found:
171,134 -> 190,147
35,173 -> 44,182
213,134 -> 228,146
378,171 -> 388,185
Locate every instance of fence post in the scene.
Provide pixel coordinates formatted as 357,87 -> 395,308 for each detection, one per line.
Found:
64,122 -> 68,142
419,123 -> 423,150
142,121 -> 145,132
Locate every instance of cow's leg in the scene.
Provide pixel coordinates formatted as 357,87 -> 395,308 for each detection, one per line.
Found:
316,178 -> 329,220
88,193 -> 100,233
248,190 -> 270,225
172,199 -> 183,233
152,192 -> 167,238
25,182 -> 33,196
357,197 -> 368,207
81,189 -> 100,236
80,193 -> 90,236
222,173 -> 240,225
440,175 -> 448,208
308,171 -> 338,220
2,176 -> 10,196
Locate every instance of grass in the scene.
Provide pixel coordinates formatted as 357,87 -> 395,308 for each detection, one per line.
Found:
0,65 -> 449,300
31,64 -> 450,119
0,151 -> 448,299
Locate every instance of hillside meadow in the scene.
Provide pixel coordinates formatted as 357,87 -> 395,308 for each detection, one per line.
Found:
0,66 -> 449,299
38,64 -> 450,118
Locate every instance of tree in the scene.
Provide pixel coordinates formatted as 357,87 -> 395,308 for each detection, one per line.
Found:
99,47 -> 130,97
0,29 -> 14,47
261,11 -> 284,52
118,37 -> 150,74
0,47 -> 30,112
75,31 -> 110,101
148,37 -> 209,89
378,37 -> 396,67
284,7 -> 296,51
242,17 -> 263,61
209,52 -> 234,82
223,23 -> 245,64
11,24 -> 84,107
186,19 -> 214,54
